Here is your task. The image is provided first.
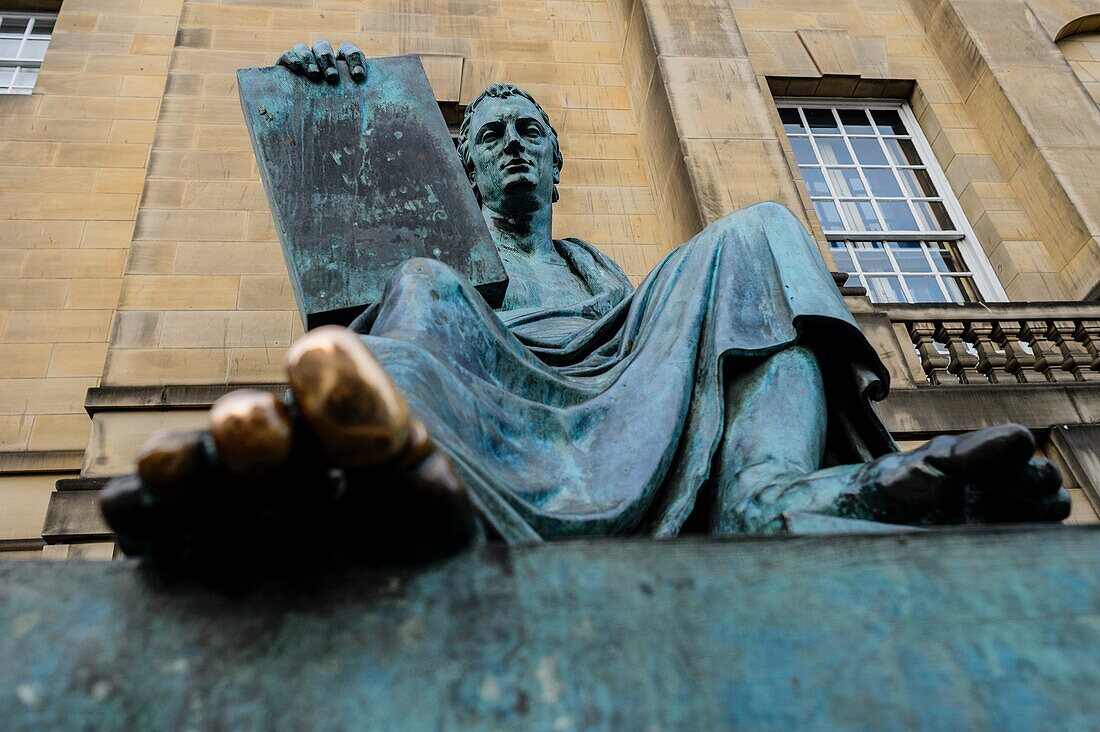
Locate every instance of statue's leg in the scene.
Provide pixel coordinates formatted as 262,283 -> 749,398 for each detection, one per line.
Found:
364,258 -> 539,375
711,347 -> 1071,533
711,345 -> 848,535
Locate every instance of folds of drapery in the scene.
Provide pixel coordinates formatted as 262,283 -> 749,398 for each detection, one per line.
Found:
350,202 -> 895,542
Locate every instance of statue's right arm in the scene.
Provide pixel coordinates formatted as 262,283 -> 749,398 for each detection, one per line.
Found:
277,40 -> 366,83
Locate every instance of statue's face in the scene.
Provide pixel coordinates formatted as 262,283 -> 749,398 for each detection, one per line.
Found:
468,95 -> 557,215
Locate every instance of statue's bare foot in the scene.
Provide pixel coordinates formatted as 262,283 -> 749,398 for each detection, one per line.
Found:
855,424 -> 1071,525
100,327 -> 478,568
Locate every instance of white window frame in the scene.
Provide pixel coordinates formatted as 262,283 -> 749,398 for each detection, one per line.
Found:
777,97 -> 1007,303
0,11 -> 54,95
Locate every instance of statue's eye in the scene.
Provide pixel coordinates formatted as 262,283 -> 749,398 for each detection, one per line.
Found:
478,128 -> 500,144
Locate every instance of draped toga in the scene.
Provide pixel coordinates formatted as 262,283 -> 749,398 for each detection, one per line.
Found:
350,202 -> 895,542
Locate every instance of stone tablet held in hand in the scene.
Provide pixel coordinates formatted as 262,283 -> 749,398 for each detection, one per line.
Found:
238,55 -> 508,328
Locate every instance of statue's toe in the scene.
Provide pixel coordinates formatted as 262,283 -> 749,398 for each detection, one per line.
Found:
135,428 -> 209,501
925,424 -> 1035,481
210,390 -> 293,475
284,325 -> 413,468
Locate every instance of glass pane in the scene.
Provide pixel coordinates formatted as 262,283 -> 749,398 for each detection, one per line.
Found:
790,137 -> 818,165
814,137 -> 853,165
839,200 -> 880,231
849,137 -> 888,166
825,167 -> 865,197
864,168 -> 903,197
887,241 -> 932,272
853,242 -> 892,272
0,18 -> 28,34
912,200 -> 954,232
896,167 -> 937,197
779,108 -> 804,134
879,201 -> 919,231
829,243 -> 855,273
804,108 -> 839,133
21,38 -> 47,61
883,137 -> 922,165
905,276 -> 947,302
865,275 -> 907,303
29,19 -> 54,36
0,38 -> 21,58
928,244 -> 967,273
0,67 -> 13,87
812,200 -> 843,230
801,166 -> 829,196
871,109 -> 907,135
13,67 -> 36,87
941,275 -> 978,303
838,108 -> 874,135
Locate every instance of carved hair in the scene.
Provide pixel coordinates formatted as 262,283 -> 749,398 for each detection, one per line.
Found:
457,82 -> 563,204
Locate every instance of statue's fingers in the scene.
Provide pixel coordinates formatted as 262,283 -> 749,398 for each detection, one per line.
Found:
338,43 -> 367,82
209,389 -> 293,475
284,326 -> 413,469
277,50 -> 305,75
293,43 -> 321,79
313,39 -> 339,83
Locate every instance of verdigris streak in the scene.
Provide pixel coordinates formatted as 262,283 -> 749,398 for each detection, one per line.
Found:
238,56 -> 507,328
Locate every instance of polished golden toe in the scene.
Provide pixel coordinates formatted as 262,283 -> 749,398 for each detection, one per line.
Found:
136,428 -> 207,499
210,389 -> 293,474
284,325 -> 412,468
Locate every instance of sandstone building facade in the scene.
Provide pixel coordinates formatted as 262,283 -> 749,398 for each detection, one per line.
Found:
1,0 -> 1100,558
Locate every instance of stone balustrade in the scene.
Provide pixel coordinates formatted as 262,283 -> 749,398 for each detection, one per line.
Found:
882,303 -> 1100,386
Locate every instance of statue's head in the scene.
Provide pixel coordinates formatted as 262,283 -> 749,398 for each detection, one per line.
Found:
457,83 -> 563,215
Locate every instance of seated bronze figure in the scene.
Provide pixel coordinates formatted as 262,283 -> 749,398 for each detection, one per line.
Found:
101,42 -> 1070,567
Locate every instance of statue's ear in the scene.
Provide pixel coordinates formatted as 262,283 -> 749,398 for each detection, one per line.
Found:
551,167 -> 560,203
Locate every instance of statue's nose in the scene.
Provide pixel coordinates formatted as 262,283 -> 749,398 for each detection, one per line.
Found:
504,128 -> 525,153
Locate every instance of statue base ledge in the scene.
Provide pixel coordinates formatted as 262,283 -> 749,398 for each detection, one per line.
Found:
2,526 -> 1098,728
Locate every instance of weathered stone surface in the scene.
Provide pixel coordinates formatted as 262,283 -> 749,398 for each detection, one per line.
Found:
0,528 -> 1098,728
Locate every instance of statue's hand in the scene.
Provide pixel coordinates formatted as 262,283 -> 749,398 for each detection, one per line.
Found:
277,40 -> 366,83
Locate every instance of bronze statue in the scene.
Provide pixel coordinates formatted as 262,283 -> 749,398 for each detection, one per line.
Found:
100,42 -> 1070,567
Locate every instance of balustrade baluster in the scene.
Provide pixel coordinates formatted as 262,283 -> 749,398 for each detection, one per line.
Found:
991,321 -> 1036,383
908,321 -> 950,385
935,321 -> 981,384
963,321 -> 1007,384
1047,321 -> 1100,382
1020,321 -> 1071,383
1074,320 -> 1100,379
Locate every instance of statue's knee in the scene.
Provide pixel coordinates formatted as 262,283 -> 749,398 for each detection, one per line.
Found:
388,257 -> 463,292
704,201 -> 801,239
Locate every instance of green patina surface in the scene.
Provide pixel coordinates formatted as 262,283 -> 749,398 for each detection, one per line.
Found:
1,527 -> 1098,729
238,56 -> 507,328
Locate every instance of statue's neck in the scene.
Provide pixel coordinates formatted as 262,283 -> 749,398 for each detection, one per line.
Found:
482,204 -> 554,257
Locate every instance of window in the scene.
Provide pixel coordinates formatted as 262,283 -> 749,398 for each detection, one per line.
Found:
0,12 -> 54,95
777,99 -> 1005,304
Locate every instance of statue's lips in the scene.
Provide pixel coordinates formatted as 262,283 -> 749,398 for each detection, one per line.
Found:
502,159 -> 532,173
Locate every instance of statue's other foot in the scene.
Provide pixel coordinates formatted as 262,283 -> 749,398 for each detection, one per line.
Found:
856,424 -> 1071,525
100,327 -> 478,569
